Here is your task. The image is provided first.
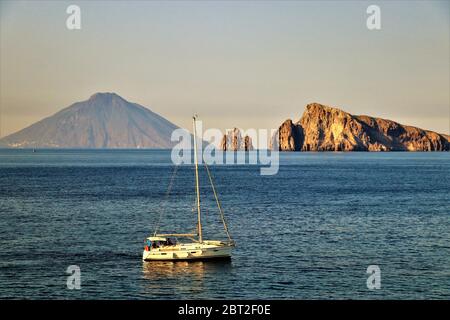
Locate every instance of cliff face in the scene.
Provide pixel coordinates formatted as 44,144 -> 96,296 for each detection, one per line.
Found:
277,103 -> 449,151
278,119 -> 303,151
220,128 -> 254,151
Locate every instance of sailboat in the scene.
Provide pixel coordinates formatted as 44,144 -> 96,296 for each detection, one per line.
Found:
142,116 -> 235,261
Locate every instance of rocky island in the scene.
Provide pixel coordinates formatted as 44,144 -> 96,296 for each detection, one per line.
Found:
274,103 -> 449,151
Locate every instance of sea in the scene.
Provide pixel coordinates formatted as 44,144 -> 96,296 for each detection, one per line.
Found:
0,149 -> 449,299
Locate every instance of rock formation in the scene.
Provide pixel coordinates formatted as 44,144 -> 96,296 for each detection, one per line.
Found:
275,103 -> 449,151
244,135 -> 254,151
220,128 -> 254,151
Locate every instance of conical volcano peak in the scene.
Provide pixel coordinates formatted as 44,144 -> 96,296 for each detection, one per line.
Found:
0,93 -> 179,148
88,92 -> 126,104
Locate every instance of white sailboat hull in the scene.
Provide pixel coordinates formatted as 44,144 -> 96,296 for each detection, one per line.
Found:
143,241 -> 233,261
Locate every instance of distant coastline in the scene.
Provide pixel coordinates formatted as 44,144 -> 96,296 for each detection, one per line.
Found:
0,93 -> 448,152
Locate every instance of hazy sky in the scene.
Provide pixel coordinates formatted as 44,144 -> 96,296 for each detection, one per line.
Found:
1,0 -> 449,136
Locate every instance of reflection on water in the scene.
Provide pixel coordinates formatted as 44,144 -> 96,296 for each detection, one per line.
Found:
141,260 -> 233,298
142,259 -> 233,280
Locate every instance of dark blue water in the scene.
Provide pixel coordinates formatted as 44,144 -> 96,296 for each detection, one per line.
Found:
0,149 -> 449,299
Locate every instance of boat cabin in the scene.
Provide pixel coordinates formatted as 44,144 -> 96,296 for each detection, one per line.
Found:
145,236 -> 177,250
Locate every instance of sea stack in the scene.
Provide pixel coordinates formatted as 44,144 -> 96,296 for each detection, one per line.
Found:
220,128 -> 254,151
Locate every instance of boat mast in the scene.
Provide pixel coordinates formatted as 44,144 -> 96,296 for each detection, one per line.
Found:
193,116 -> 203,243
